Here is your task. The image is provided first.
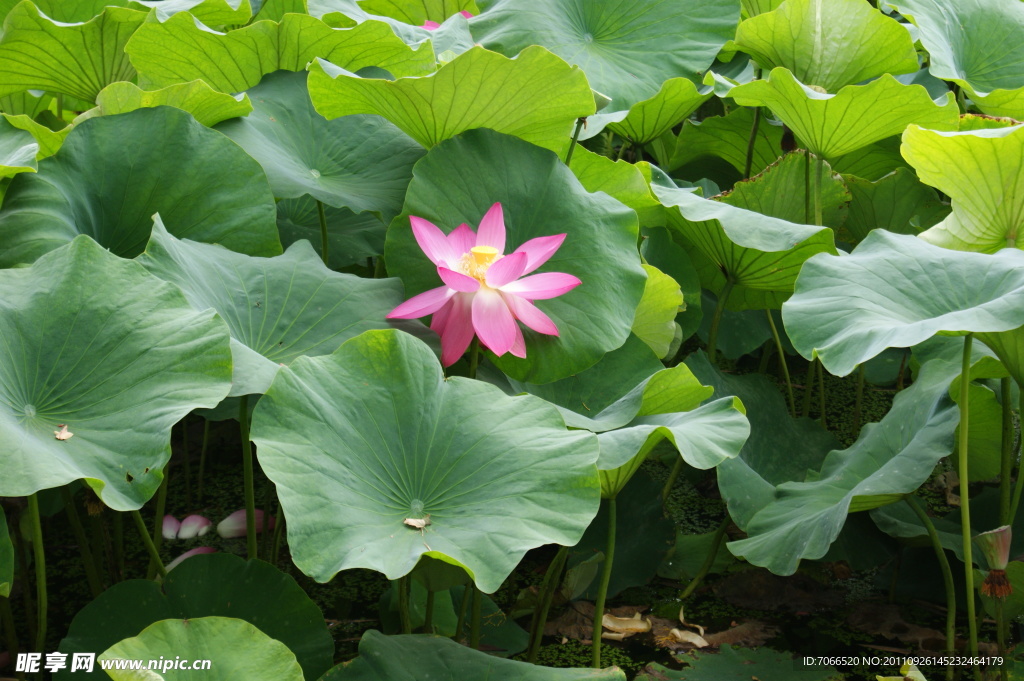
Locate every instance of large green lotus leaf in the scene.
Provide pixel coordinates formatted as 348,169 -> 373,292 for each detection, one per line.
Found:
0,114 -> 37,178
386,129 -> 646,384
307,46 -> 594,156
581,78 -> 713,145
567,148 -> 663,226
357,0 -> 476,23
977,326 -> 1024,393
76,80 -> 253,128
653,182 -> 837,311
631,264 -> 683,359
57,554 -> 333,681
0,107 -> 280,267
0,0 -> 251,23
3,112 -> 67,159
887,0 -> 1024,116
733,0 -> 918,92
638,646 -> 837,681
667,107 -> 785,174
0,2 -> 144,101
126,12 -> 434,95
0,237 -> 231,510
100,617 -> 304,681
471,0 -> 739,111
782,230 -> 1024,377
138,219 -> 404,396
950,382 -> 1004,482
277,196 -> 387,269
903,124 -> 1024,253
0,507 -> 11,598
870,499 -> 964,559
723,150 -> 849,229
829,135 -> 910,181
217,70 -> 424,220
842,167 -> 949,241
250,330 -> 601,591
726,357 -> 959,575
730,68 -> 960,158
686,351 -> 839,529
322,630 -> 626,680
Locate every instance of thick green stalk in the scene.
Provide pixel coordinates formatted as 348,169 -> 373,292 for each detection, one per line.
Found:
397,576 -> 412,635
470,586 -> 483,650
131,511 -> 166,578
197,419 -> 210,504
527,546 -> 569,663
804,150 -> 811,224
813,154 -> 824,227
680,517 -> 729,600
661,459 -> 683,503
271,506 -> 285,565
423,589 -> 435,634
765,311 -> 795,416
743,107 -> 762,179
615,140 -> 631,161
27,495 -> 47,652
995,598 -> 1008,681
467,337 -> 481,380
317,199 -> 329,266
565,118 -> 585,165
61,488 -> 103,597
239,395 -> 258,560
757,341 -> 774,374
706,280 -> 735,364
453,584 -> 470,642
906,496 -> 955,681
146,469 -> 169,580
591,496 -> 617,668
957,334 -> 979,663
999,377 -> 1014,525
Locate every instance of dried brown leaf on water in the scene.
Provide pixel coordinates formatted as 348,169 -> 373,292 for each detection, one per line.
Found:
651,617 -> 778,651
601,612 -> 652,640
544,601 -> 648,642
54,424 -> 73,440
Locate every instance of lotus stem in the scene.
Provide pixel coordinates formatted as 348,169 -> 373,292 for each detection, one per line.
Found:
818,359 -> 827,428
804,149 -> 811,224
853,364 -> 866,434
615,140 -> 631,161
60,487 -> 103,598
316,199 -> 329,266
27,494 -> 46,652
813,154 -> 824,227
591,496 -> 617,668
470,585 -> 483,650
131,510 -> 167,578
661,459 -> 683,504
680,516 -> 729,600
1000,377 -> 1015,525
112,511 -> 125,582
146,468 -> 169,580
757,340 -> 774,374
706,279 -> 735,364
55,93 -> 63,122
765,311 -> 796,416
958,334 -> 980,666
239,395 -> 258,560
453,584 -> 470,642
181,415 -> 192,509
271,506 -> 285,565
895,351 -> 908,391
261,485 -> 274,558
802,358 -> 818,418
744,107 -> 762,179
374,256 -> 386,278
527,545 -> 569,662
397,576 -> 412,635
0,595 -> 19,678
423,589 -> 435,634
197,419 -> 210,504
467,337 -> 481,380
996,597 -> 1008,681
565,118 -> 585,166
906,496 -> 955,681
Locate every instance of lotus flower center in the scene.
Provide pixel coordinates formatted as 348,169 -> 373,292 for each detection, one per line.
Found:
460,245 -> 501,281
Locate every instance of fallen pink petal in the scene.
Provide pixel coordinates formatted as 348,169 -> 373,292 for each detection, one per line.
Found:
177,514 -> 212,539
387,202 -> 580,366
165,546 -> 217,573
217,508 -> 274,538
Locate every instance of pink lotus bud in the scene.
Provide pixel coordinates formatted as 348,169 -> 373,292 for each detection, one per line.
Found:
162,515 -> 180,541
177,514 -> 212,539
217,509 -> 274,538
166,546 -> 216,572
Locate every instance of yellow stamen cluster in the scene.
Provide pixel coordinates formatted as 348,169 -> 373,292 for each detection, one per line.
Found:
459,245 -> 501,282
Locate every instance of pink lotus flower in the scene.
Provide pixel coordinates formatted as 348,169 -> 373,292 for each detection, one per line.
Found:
217,509 -> 274,538
177,514 -> 212,539
387,202 -> 581,366
422,10 -> 473,29
162,515 -> 180,541
166,546 -> 216,573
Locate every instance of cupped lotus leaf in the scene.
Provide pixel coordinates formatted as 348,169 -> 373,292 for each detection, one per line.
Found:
0,237 -> 231,510
733,0 -> 918,92
322,630 -> 626,680
76,80 -> 253,127
307,46 -> 595,155
0,107 -> 281,267
730,68 -> 959,158
126,12 -> 434,96
256,0 -> 308,21
277,196 -> 387,269
631,264 -> 683,359
667,107 -> 784,175
641,227 -> 702,340
3,113 -> 67,159
357,0 -> 477,24
723,150 -> 850,229
0,2 -> 145,102
782,230 -> 1024,377
903,124 -> 1024,253
472,0 -> 740,111
829,135 -> 910,181
56,553 -> 333,681
653,182 -> 837,311
842,167 -> 949,241
726,357 -> 959,575
250,329 -> 601,591
0,507 -> 11,598
887,0 -> 1024,115
387,129 -> 646,384
100,617 -> 304,681
686,351 -> 839,529
568,148 -> 663,226
951,383 -> 1004,483
138,219 -> 404,397
0,0 -> 251,23
581,78 -> 713,145
217,71 -> 424,220
638,645 -> 837,681
0,115 -> 37,178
